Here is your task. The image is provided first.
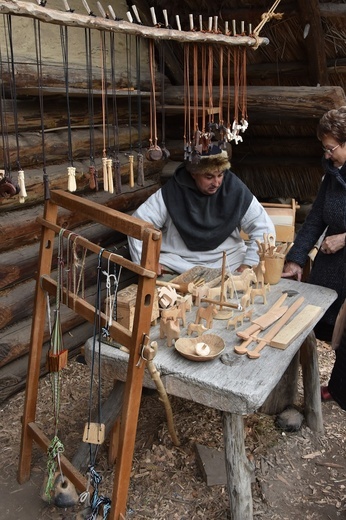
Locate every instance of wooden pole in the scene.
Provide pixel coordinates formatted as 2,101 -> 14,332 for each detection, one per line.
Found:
0,0 -> 269,48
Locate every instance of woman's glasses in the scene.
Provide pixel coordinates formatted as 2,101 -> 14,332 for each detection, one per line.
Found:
322,143 -> 341,155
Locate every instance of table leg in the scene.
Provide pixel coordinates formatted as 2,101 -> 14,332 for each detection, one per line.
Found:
222,412 -> 253,520
300,331 -> 324,434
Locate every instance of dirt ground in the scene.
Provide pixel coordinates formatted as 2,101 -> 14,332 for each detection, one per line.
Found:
1,339 -> 346,520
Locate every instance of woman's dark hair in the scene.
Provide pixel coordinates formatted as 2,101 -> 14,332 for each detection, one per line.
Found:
317,106 -> 346,143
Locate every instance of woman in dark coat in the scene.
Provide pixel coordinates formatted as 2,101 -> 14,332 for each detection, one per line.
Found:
282,106 -> 346,401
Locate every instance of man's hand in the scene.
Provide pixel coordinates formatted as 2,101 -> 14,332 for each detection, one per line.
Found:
235,264 -> 251,273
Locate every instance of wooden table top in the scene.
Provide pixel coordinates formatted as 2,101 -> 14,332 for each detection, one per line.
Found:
85,278 -> 337,415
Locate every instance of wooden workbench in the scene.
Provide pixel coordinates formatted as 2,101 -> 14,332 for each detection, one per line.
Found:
84,278 -> 337,520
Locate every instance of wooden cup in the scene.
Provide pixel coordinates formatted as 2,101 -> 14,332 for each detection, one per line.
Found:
264,256 -> 285,285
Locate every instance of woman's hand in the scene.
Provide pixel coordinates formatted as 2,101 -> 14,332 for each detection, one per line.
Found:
281,261 -> 303,281
320,233 -> 346,255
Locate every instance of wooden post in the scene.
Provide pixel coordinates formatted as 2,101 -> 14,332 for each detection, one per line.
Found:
17,198 -> 57,484
222,412 -> 253,520
300,331 -> 324,433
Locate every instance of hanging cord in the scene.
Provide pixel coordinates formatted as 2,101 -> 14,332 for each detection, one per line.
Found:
33,19 -> 50,199
84,249 -> 112,519
159,42 -> 170,159
6,15 -> 25,201
0,18 -> 20,199
207,45 -> 214,128
85,28 -> 98,191
146,39 -> 162,160
109,32 -> 121,194
239,47 -> 248,133
100,31 -> 110,193
219,46 -> 224,128
125,34 -> 135,185
60,25 -> 76,193
192,43 -> 200,155
136,34 -> 145,185
183,44 -> 191,160
44,229 -> 67,500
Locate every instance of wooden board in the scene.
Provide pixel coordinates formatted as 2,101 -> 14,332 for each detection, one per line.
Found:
270,305 -> 322,349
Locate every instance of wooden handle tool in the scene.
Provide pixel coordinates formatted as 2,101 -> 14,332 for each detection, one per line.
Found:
247,296 -> 305,359
236,293 -> 288,340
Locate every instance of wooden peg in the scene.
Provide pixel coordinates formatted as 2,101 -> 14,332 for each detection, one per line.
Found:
214,15 -> 218,33
163,9 -> 169,28
150,6 -> 157,26
129,154 -> 134,187
189,14 -> 194,31
176,15 -> 181,31
131,4 -> 142,24
232,19 -> 236,36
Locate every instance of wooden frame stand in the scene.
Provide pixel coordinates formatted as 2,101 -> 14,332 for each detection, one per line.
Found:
17,189 -> 161,520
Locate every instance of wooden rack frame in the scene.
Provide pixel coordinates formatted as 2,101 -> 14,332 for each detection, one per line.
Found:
17,189 -> 161,520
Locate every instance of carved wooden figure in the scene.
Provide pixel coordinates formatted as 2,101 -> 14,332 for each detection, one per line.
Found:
250,283 -> 271,305
226,268 -> 257,299
240,285 -> 252,309
193,284 -> 209,306
227,313 -> 244,330
206,285 -> 227,302
161,305 -> 186,327
253,260 -> 266,288
187,322 -> 208,336
159,317 -> 181,347
195,304 -> 218,329
176,293 -> 193,312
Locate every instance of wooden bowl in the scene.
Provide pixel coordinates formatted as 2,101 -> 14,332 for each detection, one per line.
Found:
175,334 -> 225,362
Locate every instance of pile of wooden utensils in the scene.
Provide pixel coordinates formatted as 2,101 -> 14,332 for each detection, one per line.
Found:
256,233 -> 294,260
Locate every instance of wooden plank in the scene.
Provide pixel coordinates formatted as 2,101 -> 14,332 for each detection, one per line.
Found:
195,443 -> 227,486
270,305 -> 322,349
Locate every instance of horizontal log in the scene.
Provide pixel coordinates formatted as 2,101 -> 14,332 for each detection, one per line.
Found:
162,85 -> 346,119
0,249 -> 138,330
0,95 -> 149,133
0,181 -> 159,251
0,150 -> 163,211
0,321 -> 94,404
0,125 -> 151,169
0,0 -> 269,48
0,223 -> 129,290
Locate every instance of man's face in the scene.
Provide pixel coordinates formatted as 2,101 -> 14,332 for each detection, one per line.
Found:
191,171 -> 225,195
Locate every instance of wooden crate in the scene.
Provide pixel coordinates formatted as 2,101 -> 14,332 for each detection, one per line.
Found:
116,284 -> 160,330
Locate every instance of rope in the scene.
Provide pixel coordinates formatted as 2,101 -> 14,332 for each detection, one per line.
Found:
33,19 -> 49,199
253,0 -> 283,39
44,435 -> 65,501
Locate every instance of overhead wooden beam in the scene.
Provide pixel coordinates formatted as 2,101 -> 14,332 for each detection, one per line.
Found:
319,3 -> 346,18
162,85 -> 346,120
297,0 -> 329,85
0,0 -> 269,48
